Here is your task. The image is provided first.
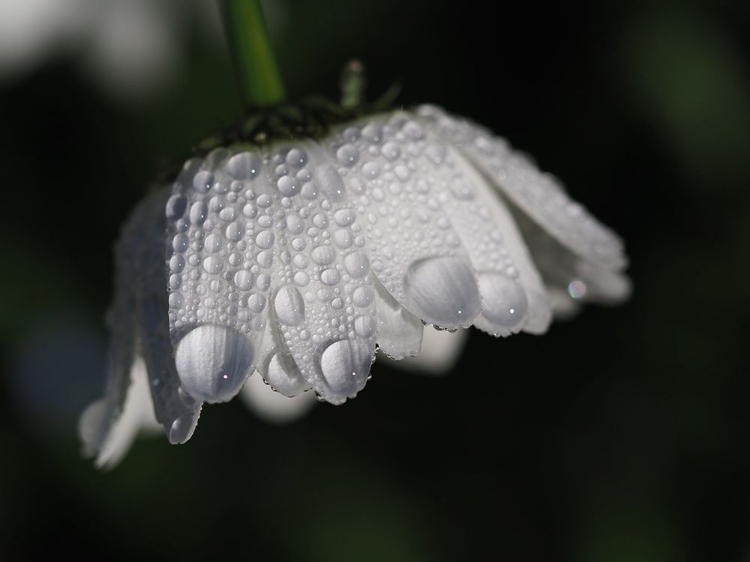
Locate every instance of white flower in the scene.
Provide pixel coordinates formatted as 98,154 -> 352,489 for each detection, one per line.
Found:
79,105 -> 629,468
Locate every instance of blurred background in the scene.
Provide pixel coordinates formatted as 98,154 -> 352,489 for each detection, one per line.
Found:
1,0 -> 749,560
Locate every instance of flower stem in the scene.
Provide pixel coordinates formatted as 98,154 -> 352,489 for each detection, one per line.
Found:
221,0 -> 286,110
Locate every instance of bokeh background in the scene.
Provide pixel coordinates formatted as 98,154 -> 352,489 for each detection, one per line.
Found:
1,0 -> 749,560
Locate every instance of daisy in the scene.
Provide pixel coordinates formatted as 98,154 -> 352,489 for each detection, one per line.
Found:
79,0 -> 629,468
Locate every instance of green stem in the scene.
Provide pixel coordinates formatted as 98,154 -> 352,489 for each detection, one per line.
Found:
221,0 -> 286,110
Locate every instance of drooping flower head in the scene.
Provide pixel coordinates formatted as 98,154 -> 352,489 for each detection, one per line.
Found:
80,102 -> 628,467
79,1 -> 628,468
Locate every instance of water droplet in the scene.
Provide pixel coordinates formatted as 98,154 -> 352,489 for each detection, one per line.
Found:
354,315 -> 376,338
352,286 -> 373,307
403,256 -> 481,328
321,268 -> 340,285
193,171 -> 213,192
316,164 -> 347,200
172,234 -> 189,252
274,285 -> 305,326
226,152 -> 262,180
170,255 -> 185,273
362,123 -> 382,143
265,352 -> 309,397
343,252 -> 369,278
319,339 -> 372,395
312,245 -> 335,265
478,271 -> 528,329
169,293 -> 183,308
234,270 -> 254,290
294,271 -> 310,287
334,208 -> 356,227
175,325 -> 254,403
189,202 -> 208,225
286,148 -> 307,169
567,280 -> 587,299
219,207 -> 236,222
166,194 -> 187,221
286,213 -> 304,234
204,232 -> 223,253
169,413 -> 198,445
363,161 -> 381,179
277,176 -> 300,196
202,256 -> 222,274
381,142 -> 401,161
257,273 -> 271,291
333,229 -> 353,249
336,145 -> 359,168
247,293 -> 266,313
255,231 -> 274,249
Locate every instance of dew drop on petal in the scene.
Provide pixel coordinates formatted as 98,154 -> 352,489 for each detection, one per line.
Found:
265,352 -> 309,397
403,257 -> 481,328
316,164 -> 347,200
234,270 -> 254,290
226,152 -> 262,180
477,271 -> 528,330
311,245 -> 335,265
274,285 -> 306,326
336,145 -> 359,168
343,252 -> 369,278
174,325 -> 254,403
166,194 -> 187,221
319,339 -> 372,395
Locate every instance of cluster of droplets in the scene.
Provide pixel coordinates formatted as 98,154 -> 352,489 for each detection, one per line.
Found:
417,105 -> 626,271
323,112 -> 535,335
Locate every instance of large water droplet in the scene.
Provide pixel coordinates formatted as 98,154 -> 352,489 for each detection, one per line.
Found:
166,194 -> 187,221
311,245 -> 335,265
343,252 -> 369,278
274,285 -> 305,326
265,352 -> 309,397
336,145 -> 359,168
174,325 -> 254,403
477,271 -> 528,330
319,339 -> 372,396
189,201 -> 208,225
316,164 -> 347,200
403,257 -> 481,328
226,152 -> 262,179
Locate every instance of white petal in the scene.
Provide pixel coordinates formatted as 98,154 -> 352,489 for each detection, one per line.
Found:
239,372 -> 316,423
373,277 -> 424,360
133,187 -> 202,444
166,148 -> 276,404
417,105 -> 627,272
513,211 -> 632,310
414,120 -> 553,336
79,356 -> 159,470
389,327 -> 469,375
323,113 -> 482,330
261,140 -> 378,404
252,313 -> 312,398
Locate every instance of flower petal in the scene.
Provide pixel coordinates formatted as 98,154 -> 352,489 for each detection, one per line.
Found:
413,122 -> 553,336
79,356 -> 159,469
417,105 -> 627,272
511,210 -> 631,312
262,140 -> 378,404
373,277 -> 424,360
165,148 -> 277,404
323,113 -> 482,330
135,188 -> 202,444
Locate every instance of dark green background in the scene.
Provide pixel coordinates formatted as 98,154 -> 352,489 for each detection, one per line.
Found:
1,1 -> 749,560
